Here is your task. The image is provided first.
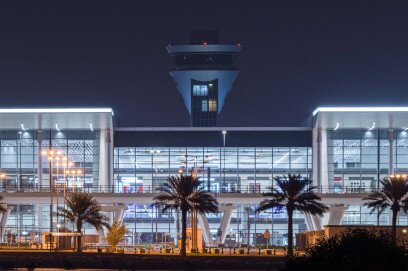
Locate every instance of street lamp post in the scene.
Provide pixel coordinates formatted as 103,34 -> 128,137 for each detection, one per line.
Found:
65,169 -> 83,193
42,149 -> 64,234
55,157 -> 61,228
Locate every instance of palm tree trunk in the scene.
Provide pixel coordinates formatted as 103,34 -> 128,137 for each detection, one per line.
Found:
180,209 -> 187,256
392,208 -> 398,242
76,222 -> 82,252
287,208 -> 294,257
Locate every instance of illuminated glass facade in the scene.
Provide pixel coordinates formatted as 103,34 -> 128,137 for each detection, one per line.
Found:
114,146 -> 312,193
112,141 -> 312,246
4,107 -> 408,247
0,130 -> 100,189
327,129 -> 408,192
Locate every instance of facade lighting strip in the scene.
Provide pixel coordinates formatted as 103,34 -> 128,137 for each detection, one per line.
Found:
313,107 -> 408,116
0,108 -> 114,115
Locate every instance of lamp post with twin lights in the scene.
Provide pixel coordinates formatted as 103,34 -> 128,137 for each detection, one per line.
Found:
65,168 -> 83,193
41,149 -> 63,233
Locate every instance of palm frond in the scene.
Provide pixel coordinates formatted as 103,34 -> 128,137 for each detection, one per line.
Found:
59,192 -> 109,232
154,174 -> 219,214
364,177 -> 408,215
258,174 -> 327,216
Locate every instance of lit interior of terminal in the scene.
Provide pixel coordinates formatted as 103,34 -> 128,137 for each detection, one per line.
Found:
1,107 -> 408,246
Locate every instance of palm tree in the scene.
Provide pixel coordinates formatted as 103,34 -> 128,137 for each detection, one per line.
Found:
153,174 -> 219,256
57,192 -> 109,252
364,176 -> 408,241
256,174 -> 328,257
106,221 -> 128,252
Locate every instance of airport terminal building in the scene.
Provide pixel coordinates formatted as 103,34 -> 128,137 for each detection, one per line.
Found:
1,32 -> 408,247
1,107 -> 407,247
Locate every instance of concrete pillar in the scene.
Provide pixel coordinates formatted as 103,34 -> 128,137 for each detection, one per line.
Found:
313,129 -> 329,191
322,205 -> 347,226
244,207 -> 251,245
219,204 -> 236,244
0,205 -> 13,237
198,213 -> 212,246
37,130 -> 43,188
114,205 -> 126,225
38,205 -> 44,231
304,213 -> 315,231
312,129 -> 319,187
99,205 -> 127,240
311,214 -> 323,231
389,130 -> 394,175
99,129 -> 114,190
320,129 -> 329,190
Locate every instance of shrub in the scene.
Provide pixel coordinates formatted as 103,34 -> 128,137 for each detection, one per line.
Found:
285,229 -> 408,271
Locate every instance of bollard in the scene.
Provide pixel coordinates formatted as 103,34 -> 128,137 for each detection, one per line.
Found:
221,247 -> 224,254
258,247 -> 261,255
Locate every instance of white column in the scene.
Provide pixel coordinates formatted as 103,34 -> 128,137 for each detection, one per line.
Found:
304,213 -> 315,231
113,204 -> 126,225
311,214 -> 323,231
0,205 -> 13,237
99,205 -> 127,240
99,129 -> 114,190
37,130 -> 43,188
389,130 -> 394,175
38,205 -> 44,232
198,213 -> 212,246
322,205 -> 347,226
219,204 -> 236,244
313,128 -> 329,190
312,128 -> 319,187
319,129 -> 329,189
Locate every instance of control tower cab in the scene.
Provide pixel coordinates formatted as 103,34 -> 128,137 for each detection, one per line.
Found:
167,31 -> 241,127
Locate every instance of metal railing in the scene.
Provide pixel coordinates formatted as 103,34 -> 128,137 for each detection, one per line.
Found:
0,184 -> 377,195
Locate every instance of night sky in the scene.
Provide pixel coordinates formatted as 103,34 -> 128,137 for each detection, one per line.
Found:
1,1 -> 407,127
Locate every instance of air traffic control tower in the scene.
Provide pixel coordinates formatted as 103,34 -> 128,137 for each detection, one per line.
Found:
167,31 -> 241,127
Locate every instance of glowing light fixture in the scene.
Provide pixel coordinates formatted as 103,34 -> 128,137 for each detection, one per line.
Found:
20,123 -> 27,131
404,127 -> 408,131
333,122 -> 340,131
368,122 -> 376,131
55,123 -> 61,132
222,130 -> 227,135
89,122 -> 94,131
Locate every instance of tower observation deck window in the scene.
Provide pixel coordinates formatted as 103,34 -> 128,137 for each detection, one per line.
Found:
209,100 -> 217,112
201,100 -> 208,112
193,85 -> 208,96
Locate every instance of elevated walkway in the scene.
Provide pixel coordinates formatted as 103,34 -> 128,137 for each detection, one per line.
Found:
0,191 -> 368,206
